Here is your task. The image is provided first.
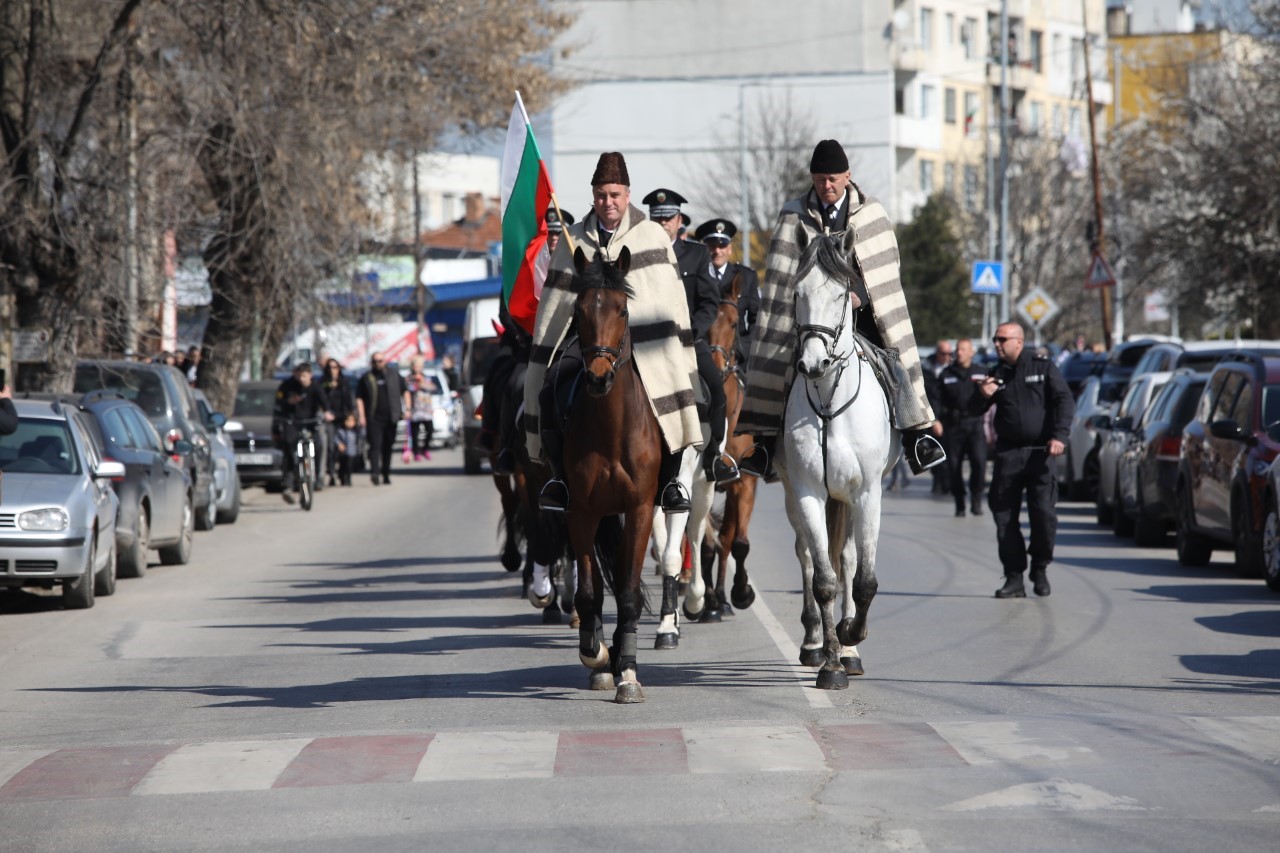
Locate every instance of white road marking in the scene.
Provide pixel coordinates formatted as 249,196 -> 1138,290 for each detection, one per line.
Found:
1183,716 -> 1280,764
0,749 -> 53,788
929,720 -> 1093,766
414,731 -> 557,781
133,739 -> 311,795
882,828 -> 930,851
750,591 -> 834,709
942,779 -> 1149,812
683,725 -> 826,774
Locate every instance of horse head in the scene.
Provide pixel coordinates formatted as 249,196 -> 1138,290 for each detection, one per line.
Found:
572,245 -> 634,397
707,271 -> 742,375
793,227 -> 857,380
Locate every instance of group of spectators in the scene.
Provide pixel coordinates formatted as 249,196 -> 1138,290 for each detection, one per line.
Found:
152,345 -> 201,386
270,352 -> 442,502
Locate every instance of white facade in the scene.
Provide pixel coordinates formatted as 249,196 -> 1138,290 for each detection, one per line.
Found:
1126,0 -> 1199,34
362,152 -> 499,242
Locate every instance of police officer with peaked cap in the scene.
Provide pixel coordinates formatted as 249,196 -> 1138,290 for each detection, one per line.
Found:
694,218 -> 761,366
545,206 -> 574,257
970,322 -> 1075,599
643,188 -> 738,484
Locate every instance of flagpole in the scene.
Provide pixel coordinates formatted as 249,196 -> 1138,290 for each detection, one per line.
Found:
515,89 -> 575,258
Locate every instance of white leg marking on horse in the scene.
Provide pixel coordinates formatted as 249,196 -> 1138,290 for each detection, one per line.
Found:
531,561 -> 552,598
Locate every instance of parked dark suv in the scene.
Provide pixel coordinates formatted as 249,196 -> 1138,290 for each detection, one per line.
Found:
1176,354 -> 1280,575
73,361 -> 219,532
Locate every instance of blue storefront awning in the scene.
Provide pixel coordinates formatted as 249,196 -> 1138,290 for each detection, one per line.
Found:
322,277 -> 502,310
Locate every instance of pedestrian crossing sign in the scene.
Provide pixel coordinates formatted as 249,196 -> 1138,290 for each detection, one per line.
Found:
971,260 -> 1003,295
1084,251 -> 1116,290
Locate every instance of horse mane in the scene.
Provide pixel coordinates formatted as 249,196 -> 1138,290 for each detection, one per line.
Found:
794,231 -> 856,286
572,251 -> 634,298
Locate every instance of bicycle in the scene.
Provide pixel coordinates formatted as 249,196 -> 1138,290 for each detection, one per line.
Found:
284,416 -> 323,511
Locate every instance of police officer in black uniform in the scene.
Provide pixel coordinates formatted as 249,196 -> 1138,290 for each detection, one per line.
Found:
970,322 -> 1074,598
694,218 -> 761,369
642,188 -> 738,483
939,338 -> 988,517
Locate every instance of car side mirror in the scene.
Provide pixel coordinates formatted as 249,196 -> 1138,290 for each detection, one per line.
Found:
1113,415 -> 1134,432
1087,413 -> 1111,430
171,439 -> 194,457
1209,419 -> 1245,441
209,412 -> 227,429
225,420 -> 244,432
94,460 -> 126,480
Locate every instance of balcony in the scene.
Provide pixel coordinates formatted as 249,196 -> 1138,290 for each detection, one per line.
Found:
893,114 -> 941,152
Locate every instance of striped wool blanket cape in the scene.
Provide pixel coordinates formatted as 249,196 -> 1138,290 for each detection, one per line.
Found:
738,183 -> 936,436
523,203 -> 704,459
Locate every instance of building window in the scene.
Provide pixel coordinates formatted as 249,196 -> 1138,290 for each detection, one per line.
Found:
920,7 -> 933,51
920,160 -> 935,196
961,17 -> 978,60
963,166 -> 979,212
1052,104 -> 1064,136
1029,101 -> 1043,133
1071,37 -> 1083,88
944,162 -> 956,197
945,13 -> 955,47
964,91 -> 979,137
945,88 -> 957,124
895,85 -> 905,116
1052,33 -> 1062,75
921,84 -> 936,119
1069,106 -> 1082,137
1030,30 -> 1043,73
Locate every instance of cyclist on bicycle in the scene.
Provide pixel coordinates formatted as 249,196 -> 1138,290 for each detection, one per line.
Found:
273,362 -> 332,504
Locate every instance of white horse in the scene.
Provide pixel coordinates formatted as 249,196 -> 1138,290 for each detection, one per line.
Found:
777,227 -> 900,690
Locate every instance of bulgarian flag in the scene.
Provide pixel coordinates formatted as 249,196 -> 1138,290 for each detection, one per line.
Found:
500,91 -> 555,334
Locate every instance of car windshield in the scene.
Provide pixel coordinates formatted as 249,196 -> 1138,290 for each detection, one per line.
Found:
233,386 -> 278,416
74,365 -> 167,417
1264,384 -> 1280,431
0,418 -> 81,475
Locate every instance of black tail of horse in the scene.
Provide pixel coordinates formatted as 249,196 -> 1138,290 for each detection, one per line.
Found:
593,514 -> 651,615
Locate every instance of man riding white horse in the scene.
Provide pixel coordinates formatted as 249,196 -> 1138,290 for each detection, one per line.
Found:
738,139 -> 945,479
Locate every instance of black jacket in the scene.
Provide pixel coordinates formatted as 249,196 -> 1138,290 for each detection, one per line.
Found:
970,350 -> 1074,448
357,366 -> 407,422
0,398 -> 17,435
273,377 -> 329,432
674,239 -> 720,341
938,362 -> 990,426
709,261 -> 761,342
320,374 -> 355,420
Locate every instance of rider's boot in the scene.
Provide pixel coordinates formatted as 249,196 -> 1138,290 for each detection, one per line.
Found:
905,429 -> 947,475
703,444 -> 740,485
658,450 -> 691,513
493,447 -> 517,475
738,434 -> 779,483
538,428 -> 570,513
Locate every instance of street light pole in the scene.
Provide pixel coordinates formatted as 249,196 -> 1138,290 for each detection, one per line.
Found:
998,0 -> 1011,324
738,84 -> 750,267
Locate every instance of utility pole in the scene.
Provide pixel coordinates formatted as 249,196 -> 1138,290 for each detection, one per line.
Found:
122,10 -> 139,356
412,150 -> 427,354
998,0 -> 1011,325
1082,0 -> 1113,350
984,82 -> 996,343
738,83 -> 751,267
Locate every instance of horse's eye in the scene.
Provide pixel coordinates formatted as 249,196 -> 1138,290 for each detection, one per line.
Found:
621,308 -> 629,318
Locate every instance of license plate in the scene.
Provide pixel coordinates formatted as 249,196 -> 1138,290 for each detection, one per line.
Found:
235,453 -> 275,466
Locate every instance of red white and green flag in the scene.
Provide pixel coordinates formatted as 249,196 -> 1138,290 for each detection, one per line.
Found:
500,91 -> 555,334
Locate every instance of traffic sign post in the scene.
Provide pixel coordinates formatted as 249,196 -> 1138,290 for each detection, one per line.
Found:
1084,251 -> 1116,290
971,260 -> 1004,295
1015,287 -> 1060,347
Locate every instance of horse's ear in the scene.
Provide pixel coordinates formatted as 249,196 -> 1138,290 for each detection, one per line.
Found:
573,246 -> 588,275
840,226 -> 857,257
795,225 -> 810,253
616,245 -> 631,276
729,271 -> 742,301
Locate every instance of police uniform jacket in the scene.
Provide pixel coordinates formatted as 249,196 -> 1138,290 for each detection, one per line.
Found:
707,261 -> 761,341
938,362 -> 988,427
674,239 -> 720,341
969,350 -> 1074,449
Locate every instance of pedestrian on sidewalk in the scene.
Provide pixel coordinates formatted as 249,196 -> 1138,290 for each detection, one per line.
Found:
334,413 -> 361,486
356,352 -> 410,486
404,356 -> 436,462
939,337 -> 989,517
971,322 -> 1074,599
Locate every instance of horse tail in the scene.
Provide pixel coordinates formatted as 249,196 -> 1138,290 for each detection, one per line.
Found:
826,498 -> 849,580
593,514 -> 653,615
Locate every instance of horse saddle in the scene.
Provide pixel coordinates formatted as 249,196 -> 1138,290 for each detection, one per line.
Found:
852,331 -> 916,431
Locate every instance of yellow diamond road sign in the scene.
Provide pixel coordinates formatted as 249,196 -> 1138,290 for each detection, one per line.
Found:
1016,287 -> 1060,327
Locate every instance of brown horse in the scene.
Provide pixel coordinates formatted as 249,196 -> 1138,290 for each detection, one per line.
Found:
562,246 -> 663,704
685,273 -> 758,622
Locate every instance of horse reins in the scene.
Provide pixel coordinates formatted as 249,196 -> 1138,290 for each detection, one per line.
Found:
579,290 -> 632,374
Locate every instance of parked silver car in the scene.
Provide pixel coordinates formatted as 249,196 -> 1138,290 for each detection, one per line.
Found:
0,399 -> 124,609
1094,371 -> 1173,529
194,390 -> 241,523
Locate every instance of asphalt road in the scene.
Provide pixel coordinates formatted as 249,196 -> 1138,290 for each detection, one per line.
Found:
2,453 -> 1279,852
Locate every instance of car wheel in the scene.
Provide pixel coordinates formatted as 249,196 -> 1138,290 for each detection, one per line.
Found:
94,540 -> 117,597
118,506 -> 149,579
62,538 -> 96,610
1175,482 -> 1213,567
1096,481 -> 1114,526
195,479 -> 217,531
1263,494 -> 1280,592
217,477 -> 241,525
1133,479 -> 1168,547
464,446 -> 483,475
1112,472 -> 1134,537
158,495 -> 194,566
1232,490 -> 1265,579
1082,446 -> 1100,502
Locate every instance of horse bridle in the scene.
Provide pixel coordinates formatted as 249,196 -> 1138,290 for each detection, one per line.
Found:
579,290 -> 632,373
707,296 -> 741,382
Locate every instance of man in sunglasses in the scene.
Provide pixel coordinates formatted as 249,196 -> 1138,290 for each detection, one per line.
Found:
356,352 -> 410,486
972,322 -> 1074,598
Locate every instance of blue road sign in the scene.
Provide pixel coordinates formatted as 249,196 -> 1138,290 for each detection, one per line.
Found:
971,260 -> 1004,295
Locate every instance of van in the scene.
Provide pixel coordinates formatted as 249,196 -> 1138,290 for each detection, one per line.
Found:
460,297 -> 502,474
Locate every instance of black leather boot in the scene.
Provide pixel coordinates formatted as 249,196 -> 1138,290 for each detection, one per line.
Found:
739,434 -> 778,482
493,447 -> 516,475
995,575 -> 1027,598
538,429 -> 569,513
703,445 -> 741,485
906,430 -> 947,475
1029,565 -> 1051,597
658,449 -> 691,512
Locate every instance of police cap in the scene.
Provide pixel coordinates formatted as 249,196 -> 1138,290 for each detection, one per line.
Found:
694,218 -> 737,246
642,188 -> 688,220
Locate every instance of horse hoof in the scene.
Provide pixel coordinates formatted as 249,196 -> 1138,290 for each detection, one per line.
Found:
541,605 -> 563,625
527,589 -> 554,610
501,548 -> 522,573
841,655 -> 865,676
837,616 -> 868,647
579,646 -> 609,670
614,681 -> 645,704
569,613 -> 581,630
698,606 -> 722,624
654,632 -> 679,650
799,648 -> 826,668
588,670 -> 615,691
717,595 -> 734,617
816,669 -> 850,690
730,584 -> 756,610
682,600 -> 703,621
